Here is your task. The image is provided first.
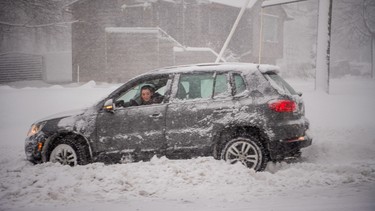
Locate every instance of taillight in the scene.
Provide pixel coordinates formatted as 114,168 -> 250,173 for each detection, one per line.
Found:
268,100 -> 297,112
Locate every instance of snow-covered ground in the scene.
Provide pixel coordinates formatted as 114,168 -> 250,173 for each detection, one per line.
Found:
0,77 -> 374,211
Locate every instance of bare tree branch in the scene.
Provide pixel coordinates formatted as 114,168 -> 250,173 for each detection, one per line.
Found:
333,0 -> 373,43
362,0 -> 375,36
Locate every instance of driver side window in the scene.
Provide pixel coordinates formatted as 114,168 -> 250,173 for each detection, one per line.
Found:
115,76 -> 169,107
117,84 -> 141,103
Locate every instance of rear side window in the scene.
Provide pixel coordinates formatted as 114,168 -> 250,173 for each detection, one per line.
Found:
233,73 -> 247,95
214,73 -> 229,98
177,73 -> 213,100
176,72 -> 229,100
264,73 -> 297,95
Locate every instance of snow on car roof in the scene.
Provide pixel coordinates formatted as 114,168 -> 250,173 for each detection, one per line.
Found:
105,27 -> 159,34
149,62 -> 280,75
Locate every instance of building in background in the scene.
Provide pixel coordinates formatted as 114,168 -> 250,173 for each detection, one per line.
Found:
68,0 -> 289,82
278,2 -> 317,78
0,0 -> 72,83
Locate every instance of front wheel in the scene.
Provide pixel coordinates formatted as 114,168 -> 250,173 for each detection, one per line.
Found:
221,137 -> 267,171
49,138 -> 89,166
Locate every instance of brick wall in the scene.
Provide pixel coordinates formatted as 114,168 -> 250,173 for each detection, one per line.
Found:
104,27 -> 175,83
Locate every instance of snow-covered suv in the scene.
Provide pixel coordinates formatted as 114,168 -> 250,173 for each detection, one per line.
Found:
25,63 -> 312,171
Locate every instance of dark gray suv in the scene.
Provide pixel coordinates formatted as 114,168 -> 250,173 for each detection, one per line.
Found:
25,63 -> 312,171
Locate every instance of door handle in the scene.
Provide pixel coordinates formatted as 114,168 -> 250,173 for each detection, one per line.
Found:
213,108 -> 234,114
150,113 -> 163,118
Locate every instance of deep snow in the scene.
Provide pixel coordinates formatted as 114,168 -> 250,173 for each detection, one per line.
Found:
0,77 -> 375,211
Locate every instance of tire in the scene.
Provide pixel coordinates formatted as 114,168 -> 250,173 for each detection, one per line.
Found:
49,137 -> 89,166
221,137 -> 267,171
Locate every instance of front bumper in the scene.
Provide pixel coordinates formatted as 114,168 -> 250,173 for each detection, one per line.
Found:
268,130 -> 312,161
25,133 -> 48,163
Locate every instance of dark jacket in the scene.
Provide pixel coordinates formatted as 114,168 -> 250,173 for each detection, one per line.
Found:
116,93 -> 164,108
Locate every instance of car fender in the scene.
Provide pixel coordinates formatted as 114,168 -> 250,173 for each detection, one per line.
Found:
41,130 -> 93,163
210,120 -> 273,159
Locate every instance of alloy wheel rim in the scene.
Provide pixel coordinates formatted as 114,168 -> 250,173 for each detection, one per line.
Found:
50,144 -> 77,166
225,141 -> 259,168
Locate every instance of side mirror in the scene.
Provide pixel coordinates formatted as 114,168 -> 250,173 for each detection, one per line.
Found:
103,99 -> 115,112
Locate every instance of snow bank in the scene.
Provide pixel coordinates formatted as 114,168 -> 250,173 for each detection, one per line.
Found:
1,154 -> 374,210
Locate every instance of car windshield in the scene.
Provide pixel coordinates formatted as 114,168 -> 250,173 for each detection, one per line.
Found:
264,73 -> 297,95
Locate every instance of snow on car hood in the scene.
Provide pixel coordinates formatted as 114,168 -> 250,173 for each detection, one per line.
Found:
37,108 -> 87,123
57,107 -> 98,137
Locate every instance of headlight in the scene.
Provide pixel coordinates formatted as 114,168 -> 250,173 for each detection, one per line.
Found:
27,122 -> 46,137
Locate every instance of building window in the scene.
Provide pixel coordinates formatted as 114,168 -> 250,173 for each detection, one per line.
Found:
263,14 -> 279,43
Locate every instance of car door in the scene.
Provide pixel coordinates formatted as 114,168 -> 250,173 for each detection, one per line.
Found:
165,72 -> 235,158
95,75 -> 171,162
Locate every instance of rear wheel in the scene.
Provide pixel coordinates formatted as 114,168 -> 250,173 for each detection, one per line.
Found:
49,137 -> 89,166
221,137 -> 267,171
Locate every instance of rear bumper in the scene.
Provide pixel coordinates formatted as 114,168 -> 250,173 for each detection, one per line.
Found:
268,131 -> 312,161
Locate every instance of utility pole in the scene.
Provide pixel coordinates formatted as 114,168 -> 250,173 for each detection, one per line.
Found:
182,0 -> 186,46
263,0 -> 332,93
315,0 -> 333,93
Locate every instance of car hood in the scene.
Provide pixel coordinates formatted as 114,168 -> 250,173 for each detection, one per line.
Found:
36,108 -> 87,124
35,106 -> 98,137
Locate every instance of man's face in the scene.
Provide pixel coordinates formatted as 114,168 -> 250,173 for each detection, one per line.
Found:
141,89 -> 152,102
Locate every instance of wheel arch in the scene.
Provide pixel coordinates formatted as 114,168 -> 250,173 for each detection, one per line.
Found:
212,124 -> 270,159
41,131 -> 93,163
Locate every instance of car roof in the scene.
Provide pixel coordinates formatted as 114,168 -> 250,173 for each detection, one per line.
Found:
149,62 -> 280,75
